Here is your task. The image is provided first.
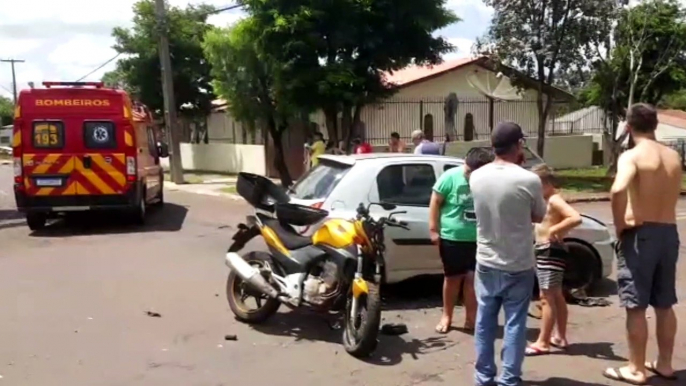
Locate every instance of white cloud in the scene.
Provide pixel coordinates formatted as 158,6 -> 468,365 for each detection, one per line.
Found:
0,0 -> 484,98
445,37 -> 477,60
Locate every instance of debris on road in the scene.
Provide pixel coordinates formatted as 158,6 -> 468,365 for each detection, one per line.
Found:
145,311 -> 162,318
380,323 -> 408,336
224,334 -> 238,341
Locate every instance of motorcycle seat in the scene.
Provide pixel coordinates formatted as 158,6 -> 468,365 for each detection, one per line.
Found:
262,217 -> 313,250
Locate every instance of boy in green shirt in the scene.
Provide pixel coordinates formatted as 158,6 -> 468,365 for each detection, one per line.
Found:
429,148 -> 494,333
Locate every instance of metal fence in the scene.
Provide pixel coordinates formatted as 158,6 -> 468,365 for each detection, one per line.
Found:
203,98 -> 610,146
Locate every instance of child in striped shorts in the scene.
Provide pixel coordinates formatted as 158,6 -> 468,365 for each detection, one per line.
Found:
526,164 -> 582,356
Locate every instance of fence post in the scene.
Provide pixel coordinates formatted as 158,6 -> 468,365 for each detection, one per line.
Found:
419,100 -> 424,132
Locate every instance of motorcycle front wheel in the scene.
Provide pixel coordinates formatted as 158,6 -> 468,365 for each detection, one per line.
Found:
226,251 -> 281,324
342,281 -> 381,358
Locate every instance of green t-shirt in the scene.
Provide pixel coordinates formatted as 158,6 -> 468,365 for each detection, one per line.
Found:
432,166 -> 476,242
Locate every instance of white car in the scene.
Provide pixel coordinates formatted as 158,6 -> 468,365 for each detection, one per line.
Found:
288,153 -> 614,290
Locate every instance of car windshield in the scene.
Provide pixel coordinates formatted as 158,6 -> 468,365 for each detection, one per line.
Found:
290,160 -> 351,200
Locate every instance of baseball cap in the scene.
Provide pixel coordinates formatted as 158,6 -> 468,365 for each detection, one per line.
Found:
491,121 -> 525,149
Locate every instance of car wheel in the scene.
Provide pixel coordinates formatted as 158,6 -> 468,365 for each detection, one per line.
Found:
26,213 -> 46,231
563,241 -> 600,292
132,187 -> 146,225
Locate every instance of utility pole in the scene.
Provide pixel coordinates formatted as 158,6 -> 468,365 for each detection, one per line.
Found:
155,0 -> 184,184
1,59 -> 25,104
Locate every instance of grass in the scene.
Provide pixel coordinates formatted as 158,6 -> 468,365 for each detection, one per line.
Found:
555,167 -> 612,194
220,185 -> 237,194
555,166 -> 686,193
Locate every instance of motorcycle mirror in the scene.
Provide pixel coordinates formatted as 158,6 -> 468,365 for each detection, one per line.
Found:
379,203 -> 397,211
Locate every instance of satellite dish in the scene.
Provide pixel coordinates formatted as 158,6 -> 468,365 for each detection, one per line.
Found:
466,69 -> 522,100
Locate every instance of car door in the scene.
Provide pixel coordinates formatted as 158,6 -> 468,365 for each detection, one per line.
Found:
372,162 -> 441,276
145,125 -> 162,199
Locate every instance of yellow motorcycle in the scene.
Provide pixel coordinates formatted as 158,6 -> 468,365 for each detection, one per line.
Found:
224,173 -> 409,357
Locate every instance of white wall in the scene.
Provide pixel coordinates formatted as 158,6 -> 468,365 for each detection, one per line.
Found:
0,128 -> 11,146
441,135 -> 594,169
161,143 -> 266,175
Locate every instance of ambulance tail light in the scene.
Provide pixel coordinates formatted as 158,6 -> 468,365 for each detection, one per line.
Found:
126,156 -> 136,181
13,157 -> 22,184
12,122 -> 23,185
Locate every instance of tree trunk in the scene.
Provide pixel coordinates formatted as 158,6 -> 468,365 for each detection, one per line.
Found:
535,90 -> 551,157
267,118 -> 293,188
323,106 -> 339,144
341,103 -> 352,144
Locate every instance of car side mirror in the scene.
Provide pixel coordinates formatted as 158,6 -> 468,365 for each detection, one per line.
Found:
157,142 -> 169,158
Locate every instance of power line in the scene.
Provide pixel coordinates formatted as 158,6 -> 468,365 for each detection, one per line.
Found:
74,53 -> 121,82
199,3 -> 243,18
1,59 -> 25,104
72,3 -> 243,83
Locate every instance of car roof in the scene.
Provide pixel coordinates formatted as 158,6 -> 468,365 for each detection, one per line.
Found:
318,153 -> 464,166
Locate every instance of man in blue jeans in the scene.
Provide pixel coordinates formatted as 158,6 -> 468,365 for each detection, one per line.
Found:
469,122 -> 547,386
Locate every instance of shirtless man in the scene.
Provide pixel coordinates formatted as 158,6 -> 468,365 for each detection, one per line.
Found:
603,103 -> 681,385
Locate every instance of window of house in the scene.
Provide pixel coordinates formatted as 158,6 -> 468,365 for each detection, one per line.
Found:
377,164 -> 436,206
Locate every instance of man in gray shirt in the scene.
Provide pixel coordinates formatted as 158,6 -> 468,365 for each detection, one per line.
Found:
469,122 -> 547,386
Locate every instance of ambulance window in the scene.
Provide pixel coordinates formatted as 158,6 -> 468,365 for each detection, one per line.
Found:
32,121 -> 65,149
146,127 -> 158,157
84,121 -> 117,149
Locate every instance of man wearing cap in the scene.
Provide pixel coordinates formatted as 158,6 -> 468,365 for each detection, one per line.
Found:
412,129 -> 441,155
468,122 -> 547,386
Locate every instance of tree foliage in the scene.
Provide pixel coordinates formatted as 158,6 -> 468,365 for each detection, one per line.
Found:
204,19 -> 296,187
479,0 -> 611,157
0,95 -> 13,127
242,0 -> 458,145
580,0 -> 686,170
103,0 -> 216,117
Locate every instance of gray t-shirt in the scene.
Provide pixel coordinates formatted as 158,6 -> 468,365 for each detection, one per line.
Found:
469,162 -> 547,272
414,140 -> 440,155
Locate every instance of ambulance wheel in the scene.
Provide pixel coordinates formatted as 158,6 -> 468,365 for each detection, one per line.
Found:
153,187 -> 164,207
132,188 -> 146,225
26,213 -> 46,231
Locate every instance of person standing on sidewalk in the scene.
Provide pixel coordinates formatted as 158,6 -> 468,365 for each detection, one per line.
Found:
469,122 -> 547,386
429,147 -> 494,334
602,103 -> 681,385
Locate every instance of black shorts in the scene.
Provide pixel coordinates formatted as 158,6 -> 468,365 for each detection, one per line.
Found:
439,239 -> 477,277
617,223 -> 679,309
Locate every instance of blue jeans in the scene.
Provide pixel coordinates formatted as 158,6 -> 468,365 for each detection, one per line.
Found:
474,263 -> 535,386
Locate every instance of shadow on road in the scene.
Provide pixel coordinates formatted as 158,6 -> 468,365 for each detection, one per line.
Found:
553,341 -> 626,362
526,378 -> 608,386
29,203 -> 188,237
250,310 -> 457,366
382,275 -> 443,311
0,208 -> 25,230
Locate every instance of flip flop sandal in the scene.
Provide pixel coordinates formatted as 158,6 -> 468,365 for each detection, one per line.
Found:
550,338 -> 568,350
645,361 -> 678,380
524,346 -> 550,356
602,368 -> 646,385
435,324 -> 450,334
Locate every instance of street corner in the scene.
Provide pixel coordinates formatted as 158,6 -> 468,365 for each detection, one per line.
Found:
165,181 -> 242,201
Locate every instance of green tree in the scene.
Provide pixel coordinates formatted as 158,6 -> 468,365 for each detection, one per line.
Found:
478,0 -> 612,157
581,0 -> 686,170
203,19 -> 296,186
0,95 -> 13,127
104,0 -> 216,118
244,0 -> 458,147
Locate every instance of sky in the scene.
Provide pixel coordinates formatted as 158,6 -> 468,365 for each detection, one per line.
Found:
0,0 -> 494,99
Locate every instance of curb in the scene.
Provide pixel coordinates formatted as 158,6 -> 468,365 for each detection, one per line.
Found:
566,190 -> 686,204
164,182 -> 242,201
0,160 -> 10,166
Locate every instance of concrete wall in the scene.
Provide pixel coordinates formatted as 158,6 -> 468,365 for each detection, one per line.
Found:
439,135 -> 594,169
161,143 -> 266,175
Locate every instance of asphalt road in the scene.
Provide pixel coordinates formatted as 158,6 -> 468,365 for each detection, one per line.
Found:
1,164 -> 685,386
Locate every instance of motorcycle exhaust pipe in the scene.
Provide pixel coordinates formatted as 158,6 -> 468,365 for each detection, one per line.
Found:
225,253 -> 280,299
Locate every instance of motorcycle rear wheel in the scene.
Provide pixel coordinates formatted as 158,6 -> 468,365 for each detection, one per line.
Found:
226,252 -> 281,324
342,281 -> 381,358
